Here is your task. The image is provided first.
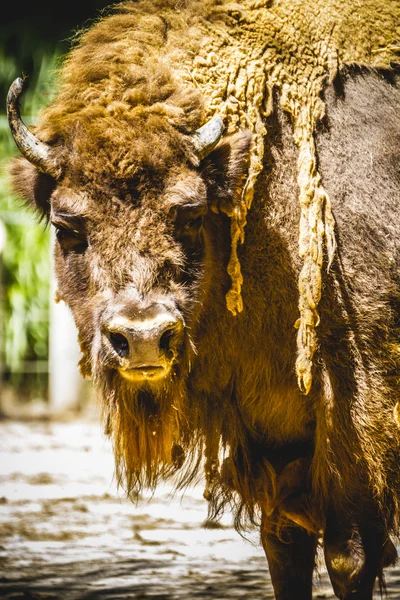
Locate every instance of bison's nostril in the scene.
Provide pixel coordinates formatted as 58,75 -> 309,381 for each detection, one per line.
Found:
109,331 -> 130,357
159,327 -> 177,354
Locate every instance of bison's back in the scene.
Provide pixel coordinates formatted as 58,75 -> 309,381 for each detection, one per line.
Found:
312,68 -> 400,520
317,69 -> 400,303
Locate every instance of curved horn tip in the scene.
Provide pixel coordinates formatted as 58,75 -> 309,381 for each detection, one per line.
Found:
13,76 -> 24,93
7,77 -> 25,107
7,75 -> 59,179
197,114 -> 224,136
192,114 -> 225,160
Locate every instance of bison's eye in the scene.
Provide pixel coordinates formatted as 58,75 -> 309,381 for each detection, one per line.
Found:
175,208 -> 205,236
55,227 -> 88,254
182,215 -> 203,232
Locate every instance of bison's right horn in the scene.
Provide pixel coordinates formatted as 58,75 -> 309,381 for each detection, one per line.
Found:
191,115 -> 224,160
7,77 -> 59,178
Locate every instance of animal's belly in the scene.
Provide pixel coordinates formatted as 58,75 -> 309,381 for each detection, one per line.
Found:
235,384 -> 317,531
239,384 -> 315,445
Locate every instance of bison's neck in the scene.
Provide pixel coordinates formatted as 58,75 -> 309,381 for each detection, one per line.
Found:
191,105 -> 313,443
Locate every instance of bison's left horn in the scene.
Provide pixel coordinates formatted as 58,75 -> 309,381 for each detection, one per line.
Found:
191,115 -> 224,160
7,77 -> 59,178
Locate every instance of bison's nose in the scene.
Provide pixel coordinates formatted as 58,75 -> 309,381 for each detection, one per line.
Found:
102,312 -> 183,381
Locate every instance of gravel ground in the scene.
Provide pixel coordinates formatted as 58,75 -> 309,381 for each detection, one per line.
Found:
1,417 -> 399,599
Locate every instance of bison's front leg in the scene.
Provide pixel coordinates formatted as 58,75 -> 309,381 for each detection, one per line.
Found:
261,518 -> 317,600
324,507 -> 397,600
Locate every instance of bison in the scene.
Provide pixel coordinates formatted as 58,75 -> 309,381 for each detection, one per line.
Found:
6,0 -> 400,598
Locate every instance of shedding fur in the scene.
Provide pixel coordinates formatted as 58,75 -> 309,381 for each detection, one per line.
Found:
177,0 -> 399,394
36,0 -> 399,393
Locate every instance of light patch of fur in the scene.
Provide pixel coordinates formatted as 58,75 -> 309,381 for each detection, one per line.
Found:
94,357 -> 199,494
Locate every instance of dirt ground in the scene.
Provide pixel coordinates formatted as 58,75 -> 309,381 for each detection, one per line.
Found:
1,417 -> 400,600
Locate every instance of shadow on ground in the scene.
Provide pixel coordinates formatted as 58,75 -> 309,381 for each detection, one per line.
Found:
1,420 -> 398,599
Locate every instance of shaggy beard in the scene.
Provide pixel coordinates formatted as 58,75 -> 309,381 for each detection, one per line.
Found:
92,353 -> 200,497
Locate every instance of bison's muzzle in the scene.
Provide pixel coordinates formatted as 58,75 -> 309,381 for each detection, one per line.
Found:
101,305 -> 184,382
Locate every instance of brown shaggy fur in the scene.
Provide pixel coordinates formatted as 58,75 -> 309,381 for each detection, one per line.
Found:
7,0 -> 400,597
21,0 -> 399,394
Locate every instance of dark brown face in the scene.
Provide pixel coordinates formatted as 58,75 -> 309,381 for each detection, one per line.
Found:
9,126 -> 251,490
51,167 -> 212,388
10,128 -> 251,398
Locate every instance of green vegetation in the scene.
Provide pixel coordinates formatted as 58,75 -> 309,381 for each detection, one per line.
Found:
0,51 -> 60,383
1,3 -> 111,396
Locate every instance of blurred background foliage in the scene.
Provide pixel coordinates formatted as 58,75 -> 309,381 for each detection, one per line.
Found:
0,2 -> 111,395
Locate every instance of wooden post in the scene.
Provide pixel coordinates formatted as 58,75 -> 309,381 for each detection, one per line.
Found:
0,220 -> 6,397
49,233 -> 84,412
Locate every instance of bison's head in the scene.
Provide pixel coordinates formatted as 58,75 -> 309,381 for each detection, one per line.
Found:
7,77 -> 251,491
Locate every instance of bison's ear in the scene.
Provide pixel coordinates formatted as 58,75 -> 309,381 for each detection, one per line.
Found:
201,130 -> 252,215
7,156 -> 55,218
